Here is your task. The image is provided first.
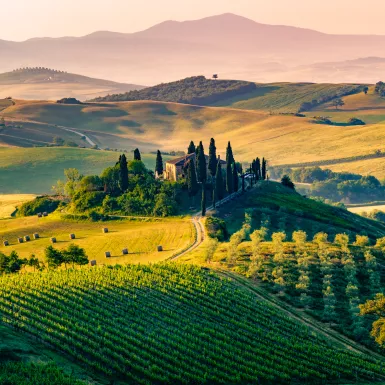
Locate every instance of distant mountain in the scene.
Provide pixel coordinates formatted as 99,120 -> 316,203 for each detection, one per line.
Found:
0,68 -> 144,101
2,14 -> 385,84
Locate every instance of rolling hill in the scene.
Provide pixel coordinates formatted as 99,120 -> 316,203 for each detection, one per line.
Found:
0,68 -> 144,101
1,263 -> 384,384
2,14 -> 385,84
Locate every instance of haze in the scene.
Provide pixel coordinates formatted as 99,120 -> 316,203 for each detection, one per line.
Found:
4,0 -> 385,41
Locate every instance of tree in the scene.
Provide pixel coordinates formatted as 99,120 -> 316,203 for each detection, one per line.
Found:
363,86 -> 369,95
155,150 -> 164,176
196,141 -> 207,183
215,160 -> 224,200
63,244 -> 88,268
187,160 -> 199,203
261,158 -> 267,180
63,168 -> 83,197
201,184 -> 206,216
256,158 -> 261,180
153,193 -> 178,217
226,141 -> 234,165
187,141 -> 196,154
332,98 -> 345,110
205,238 -> 218,263
133,148 -> 141,161
208,138 -> 217,177
118,154 -> 129,192
281,175 -> 295,190
101,165 -> 120,195
45,246 -> 63,269
0,251 -> 26,274
360,294 -> 385,346
232,163 -> 239,192
226,162 -> 233,194
27,254 -> 41,272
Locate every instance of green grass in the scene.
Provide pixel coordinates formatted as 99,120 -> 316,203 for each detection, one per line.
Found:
0,214 -> 194,263
0,263 -> 384,384
0,147 -> 171,194
214,181 -> 385,240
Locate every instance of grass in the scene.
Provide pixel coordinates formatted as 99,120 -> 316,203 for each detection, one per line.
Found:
213,181 -> 385,240
0,147 -> 171,194
0,194 -> 35,218
0,214 -> 194,263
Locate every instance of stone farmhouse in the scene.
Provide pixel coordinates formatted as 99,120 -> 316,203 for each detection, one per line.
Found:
164,153 -> 226,182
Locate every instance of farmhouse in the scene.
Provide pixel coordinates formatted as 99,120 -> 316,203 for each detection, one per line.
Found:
164,153 -> 226,181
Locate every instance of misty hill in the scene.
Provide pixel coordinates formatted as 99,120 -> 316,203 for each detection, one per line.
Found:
91,76 -> 257,104
0,68 -> 144,101
2,14 -> 385,84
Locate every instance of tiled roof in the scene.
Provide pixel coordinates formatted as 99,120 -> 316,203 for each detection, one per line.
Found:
166,153 -> 226,167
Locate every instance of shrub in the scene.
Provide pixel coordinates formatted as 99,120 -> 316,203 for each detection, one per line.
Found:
71,191 -> 105,212
348,117 -> 365,126
18,196 -> 61,217
205,217 -> 229,241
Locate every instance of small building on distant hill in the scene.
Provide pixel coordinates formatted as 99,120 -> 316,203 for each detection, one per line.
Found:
164,153 -> 226,182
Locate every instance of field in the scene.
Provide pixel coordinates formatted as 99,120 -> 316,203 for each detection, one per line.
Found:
0,147 -> 171,194
348,204 -> 385,214
0,194 -> 35,218
0,215 -> 194,263
0,263 -> 384,384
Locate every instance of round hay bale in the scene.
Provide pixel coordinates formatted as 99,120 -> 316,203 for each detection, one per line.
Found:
157,245 -> 163,252
33,233 -> 39,239
90,260 -> 97,267
105,251 -> 111,258
37,213 -> 42,218
50,237 -> 57,243
69,233 -> 75,240
122,248 -> 128,255
24,235 -> 30,242
17,237 -> 23,244
43,212 -> 48,217
3,240 -> 9,246
102,228 -> 109,233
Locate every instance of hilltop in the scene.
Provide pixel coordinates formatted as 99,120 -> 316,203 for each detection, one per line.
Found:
2,14 -> 385,84
0,67 -> 144,101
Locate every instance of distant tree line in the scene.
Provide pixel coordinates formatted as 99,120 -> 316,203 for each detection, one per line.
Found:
13,67 -> 67,73
90,76 -> 257,105
375,81 -> 385,97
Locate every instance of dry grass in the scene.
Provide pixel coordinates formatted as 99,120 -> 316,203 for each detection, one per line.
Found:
0,215 -> 194,263
0,194 -> 36,218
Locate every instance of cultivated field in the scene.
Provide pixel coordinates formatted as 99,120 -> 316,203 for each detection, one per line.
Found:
0,215 -> 194,263
0,194 -> 35,218
0,147 -> 171,194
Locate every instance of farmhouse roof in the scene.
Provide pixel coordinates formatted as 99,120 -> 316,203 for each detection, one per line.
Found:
166,153 -> 227,166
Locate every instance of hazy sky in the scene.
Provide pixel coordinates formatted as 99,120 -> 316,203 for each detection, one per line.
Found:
4,0 -> 385,41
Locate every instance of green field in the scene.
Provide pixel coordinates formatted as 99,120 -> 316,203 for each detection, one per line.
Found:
0,214 -> 193,263
0,147 -> 171,194
0,263 -> 384,384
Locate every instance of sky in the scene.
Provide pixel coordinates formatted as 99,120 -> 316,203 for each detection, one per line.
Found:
3,0 -> 385,41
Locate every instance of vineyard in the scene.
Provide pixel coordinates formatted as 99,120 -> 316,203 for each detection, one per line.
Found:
0,263 -> 384,384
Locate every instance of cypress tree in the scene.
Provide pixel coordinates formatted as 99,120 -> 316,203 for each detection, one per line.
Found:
215,160 -> 224,200
155,150 -> 163,176
187,160 -> 199,199
133,148 -> 141,161
226,141 -> 234,165
226,162 -> 233,194
256,158 -> 261,180
233,163 -> 239,192
241,173 -> 245,192
208,138 -> 217,177
187,141 -> 196,154
119,154 -> 129,192
251,159 -> 256,180
201,184 -> 206,217
196,141 -> 207,183
262,158 -> 267,180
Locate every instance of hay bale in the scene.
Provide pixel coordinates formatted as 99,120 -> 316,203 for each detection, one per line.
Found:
33,233 -> 39,239
157,245 -> 163,252
90,260 -> 97,267
105,251 -> 111,258
43,212 -> 48,217
122,248 -> 128,255
24,235 -> 30,242
102,228 -> 109,233
17,237 -> 23,244
50,237 -> 57,243
37,213 -> 42,218
69,233 -> 75,240
3,240 -> 9,246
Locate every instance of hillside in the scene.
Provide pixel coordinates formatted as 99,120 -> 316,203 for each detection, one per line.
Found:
0,68 -> 144,101
3,14 -> 385,84
0,148 -> 171,194
214,182 -> 385,241
0,263 -> 384,384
